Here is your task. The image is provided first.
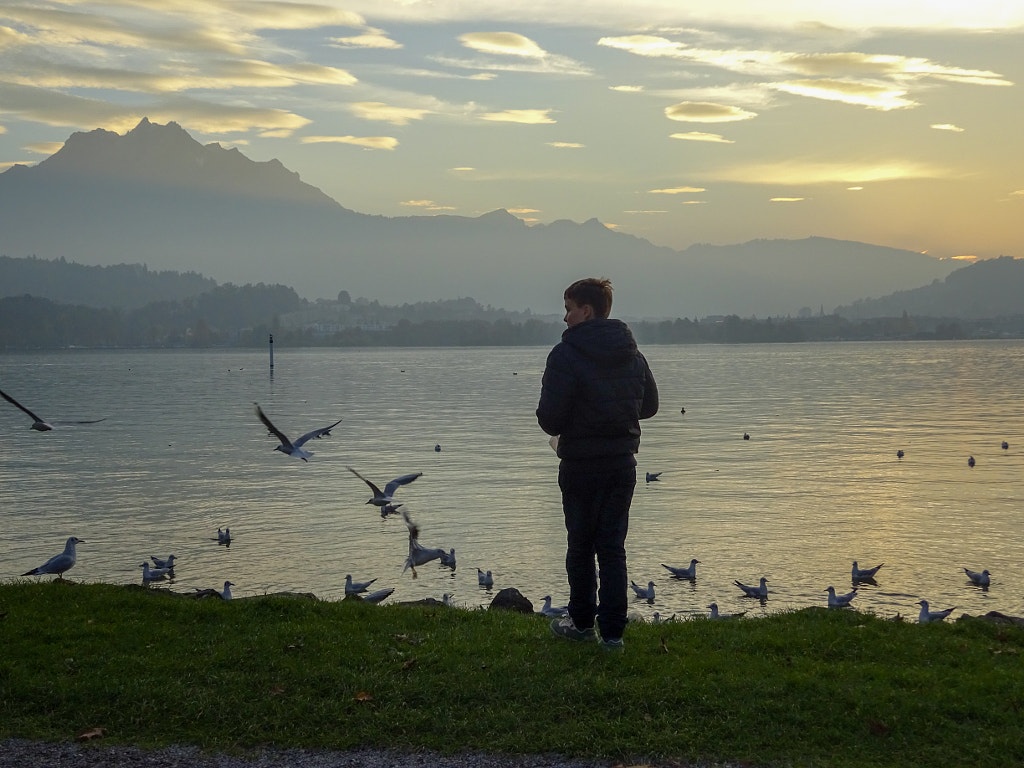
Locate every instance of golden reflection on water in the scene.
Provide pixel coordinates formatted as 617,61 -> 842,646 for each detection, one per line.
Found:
1,342 -> 1022,622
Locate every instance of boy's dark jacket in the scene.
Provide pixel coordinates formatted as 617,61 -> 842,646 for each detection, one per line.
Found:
536,318 -> 658,467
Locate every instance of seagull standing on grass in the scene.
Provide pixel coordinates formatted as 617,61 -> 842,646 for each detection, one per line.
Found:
662,560 -> 700,579
362,587 -> 395,604
21,536 -> 83,580
735,577 -> 769,599
826,586 -> 857,608
540,596 -> 568,617
964,568 -> 991,587
345,575 -> 377,594
852,561 -> 884,581
347,467 -> 423,508
630,580 -> 656,601
1,388 -> 106,431
917,599 -> 955,623
255,403 -> 341,462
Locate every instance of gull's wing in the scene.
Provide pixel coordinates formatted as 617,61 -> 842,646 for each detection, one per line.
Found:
254,404 -> 293,450
0,388 -> 46,423
384,472 -> 423,497
293,419 -> 342,448
347,466 -> 384,497
53,417 -> 107,426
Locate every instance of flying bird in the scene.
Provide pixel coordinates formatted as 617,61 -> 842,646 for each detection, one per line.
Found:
852,561 -> 884,581
917,599 -> 955,623
401,510 -> 447,577
21,536 -> 84,580
345,574 -> 378,594
347,467 -> 423,508
735,577 -> 769,599
254,403 -> 341,462
630,580 -> 656,601
662,559 -> 699,579
1,388 -> 106,431
964,568 -> 991,587
825,586 -> 857,608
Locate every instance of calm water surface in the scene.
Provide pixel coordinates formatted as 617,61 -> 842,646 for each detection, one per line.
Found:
1,342 -> 1022,622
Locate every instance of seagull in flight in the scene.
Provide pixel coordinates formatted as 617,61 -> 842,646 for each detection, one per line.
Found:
347,467 -> 423,508
1,388 -> 106,431
735,577 -> 769,599
345,574 -> 378,594
852,561 -> 884,581
662,559 -> 700,579
21,536 -> 83,580
401,510 -> 447,577
964,568 -> 991,587
917,599 -> 955,623
254,403 -> 341,462
825,586 -> 857,608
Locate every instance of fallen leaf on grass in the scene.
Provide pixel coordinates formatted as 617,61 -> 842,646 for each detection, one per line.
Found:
77,727 -> 105,742
355,691 -> 374,702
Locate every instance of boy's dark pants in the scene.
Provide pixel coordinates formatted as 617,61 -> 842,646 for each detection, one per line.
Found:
558,465 -> 636,640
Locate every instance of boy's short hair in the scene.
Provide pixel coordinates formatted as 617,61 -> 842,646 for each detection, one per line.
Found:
564,277 -> 613,319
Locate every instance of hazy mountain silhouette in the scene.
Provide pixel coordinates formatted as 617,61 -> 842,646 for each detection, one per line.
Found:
836,255 -> 1024,319
0,119 -> 959,318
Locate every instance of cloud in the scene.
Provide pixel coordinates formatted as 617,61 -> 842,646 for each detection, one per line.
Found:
670,131 -> 734,143
931,123 -> 964,132
459,32 -> 546,58
300,135 -> 398,150
401,199 -> 455,211
507,207 -> 539,214
350,101 -> 430,125
548,141 -> 583,148
329,28 -> 402,49
707,159 -> 947,185
0,83 -> 311,133
431,53 -> 591,76
665,102 -> 757,123
450,166 -> 474,171
481,109 -> 555,124
649,186 -> 706,194
25,141 -> 62,154
610,85 -> 644,92
770,197 -> 805,202
1012,190 -> 1024,197
770,79 -> 915,110
623,210 -> 668,214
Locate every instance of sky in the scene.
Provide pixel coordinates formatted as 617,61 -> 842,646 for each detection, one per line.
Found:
1,0 -> 1022,264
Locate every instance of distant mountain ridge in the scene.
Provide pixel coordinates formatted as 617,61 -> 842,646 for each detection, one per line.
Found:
0,119 -> 961,318
837,256 -> 1024,319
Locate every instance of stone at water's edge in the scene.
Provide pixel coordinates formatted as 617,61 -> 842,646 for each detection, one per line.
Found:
490,588 -> 533,614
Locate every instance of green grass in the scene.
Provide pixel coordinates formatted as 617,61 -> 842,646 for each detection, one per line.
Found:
2,581 -> 1023,768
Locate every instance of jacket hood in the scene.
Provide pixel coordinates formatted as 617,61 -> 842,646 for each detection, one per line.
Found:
561,319 -> 638,367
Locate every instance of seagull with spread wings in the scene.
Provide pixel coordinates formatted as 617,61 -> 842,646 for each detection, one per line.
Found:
1,388 -> 106,431
254,403 -> 341,461
347,467 -> 423,508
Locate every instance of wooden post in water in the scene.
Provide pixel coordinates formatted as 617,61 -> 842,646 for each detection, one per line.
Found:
269,333 -> 274,370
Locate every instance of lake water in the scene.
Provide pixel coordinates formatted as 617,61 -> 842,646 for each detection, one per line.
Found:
1,341 -> 1022,622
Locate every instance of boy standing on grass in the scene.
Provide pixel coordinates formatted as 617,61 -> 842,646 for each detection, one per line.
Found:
536,277 -> 658,649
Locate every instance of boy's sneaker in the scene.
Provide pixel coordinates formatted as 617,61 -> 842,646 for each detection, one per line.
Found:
550,616 -> 596,642
600,637 -> 625,651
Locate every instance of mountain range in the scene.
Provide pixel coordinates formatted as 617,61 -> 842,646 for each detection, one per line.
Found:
0,118 -> 973,318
